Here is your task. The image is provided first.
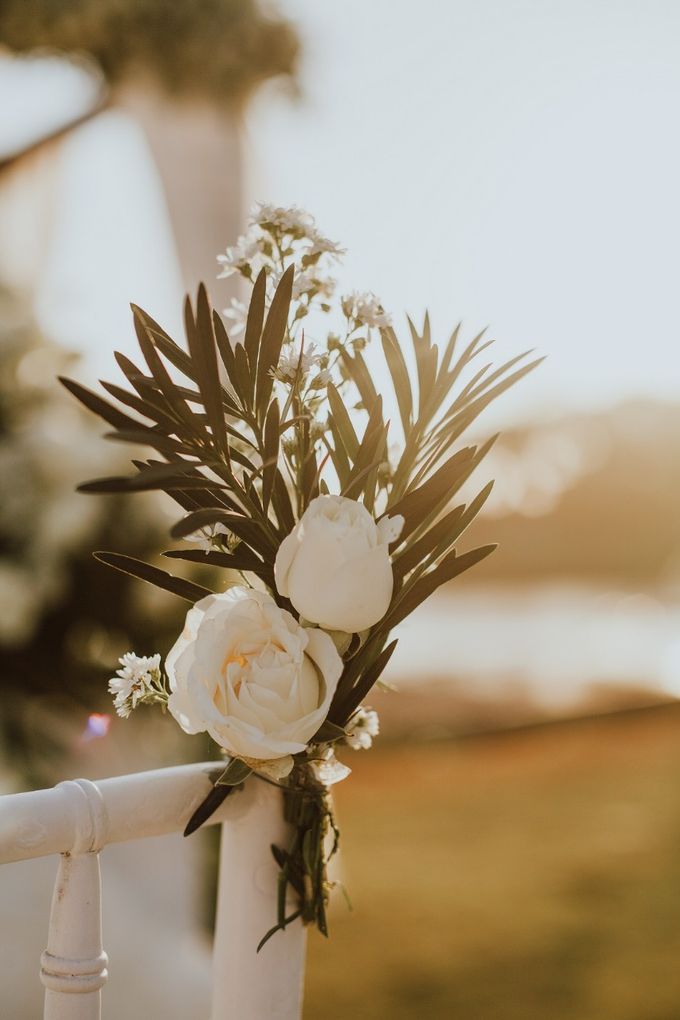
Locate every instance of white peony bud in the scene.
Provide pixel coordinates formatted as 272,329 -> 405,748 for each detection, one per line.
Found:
274,495 -> 404,633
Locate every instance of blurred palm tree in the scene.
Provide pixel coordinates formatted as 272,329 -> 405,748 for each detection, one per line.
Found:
0,286 -> 194,784
0,0 -> 300,289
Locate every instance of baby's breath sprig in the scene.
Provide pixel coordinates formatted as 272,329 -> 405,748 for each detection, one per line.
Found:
216,205 -> 394,511
108,653 -> 168,719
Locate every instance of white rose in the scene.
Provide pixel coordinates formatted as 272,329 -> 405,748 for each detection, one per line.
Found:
274,495 -> 404,633
166,586 -> 342,769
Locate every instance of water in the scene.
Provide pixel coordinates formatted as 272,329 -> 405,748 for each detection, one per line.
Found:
391,583 -> 680,709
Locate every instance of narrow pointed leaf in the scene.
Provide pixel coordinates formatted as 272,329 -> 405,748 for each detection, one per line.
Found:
244,269 -> 266,367
327,383 -> 360,461
262,399 -> 280,512
340,348 -> 378,412
192,285 -> 229,461
234,342 -> 254,408
331,639 -> 399,724
256,265 -> 294,413
387,545 -> 497,629
380,326 -> 412,434
132,313 -> 199,431
215,758 -> 252,786
163,548 -> 272,583
94,552 -> 213,602
170,509 -> 275,556
100,380 -> 177,432
183,784 -> 235,837
59,377 -> 144,432
272,471 -> 296,534
388,445 -> 476,541
394,503 -> 466,578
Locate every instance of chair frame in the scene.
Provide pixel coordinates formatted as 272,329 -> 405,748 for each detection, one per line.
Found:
0,764 -> 305,1019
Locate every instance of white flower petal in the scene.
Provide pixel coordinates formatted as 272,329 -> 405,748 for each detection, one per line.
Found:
165,587 -> 342,763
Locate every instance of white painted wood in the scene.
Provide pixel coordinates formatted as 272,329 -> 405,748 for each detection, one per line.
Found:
0,766 -> 307,1018
41,851 -> 107,1020
0,763 -> 228,864
211,778 -> 306,1020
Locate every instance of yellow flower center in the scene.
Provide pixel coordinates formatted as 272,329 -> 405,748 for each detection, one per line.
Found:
222,651 -> 247,673
214,651 -> 248,712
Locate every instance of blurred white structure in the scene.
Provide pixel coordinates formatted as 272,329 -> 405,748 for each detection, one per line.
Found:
0,766 -> 305,1019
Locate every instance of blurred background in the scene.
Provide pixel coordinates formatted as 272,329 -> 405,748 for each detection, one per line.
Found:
1,1 -> 679,1017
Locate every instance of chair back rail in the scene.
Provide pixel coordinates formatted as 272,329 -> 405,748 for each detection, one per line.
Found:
0,765 -> 305,1020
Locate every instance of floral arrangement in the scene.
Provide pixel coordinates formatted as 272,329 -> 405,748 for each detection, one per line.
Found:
61,204 -> 539,948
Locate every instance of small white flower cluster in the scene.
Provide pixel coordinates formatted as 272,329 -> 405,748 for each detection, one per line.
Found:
345,706 -> 380,750
273,342 -> 323,383
217,205 -> 391,396
253,203 -> 346,259
222,297 -> 249,336
216,234 -> 261,280
217,203 -> 344,285
185,521 -> 231,554
108,652 -> 163,719
292,269 -> 335,303
341,292 -> 392,330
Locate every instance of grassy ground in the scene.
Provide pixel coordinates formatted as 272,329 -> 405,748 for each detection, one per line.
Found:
304,705 -> 680,1019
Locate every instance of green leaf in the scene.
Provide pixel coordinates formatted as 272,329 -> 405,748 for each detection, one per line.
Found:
255,265 -> 294,414
380,325 -> 412,434
272,471 -> 296,534
78,461 -> 224,495
163,547 -> 266,572
244,269 -> 267,367
397,480 -> 495,581
262,399 -> 280,513
59,376 -> 145,432
215,758 -> 253,786
190,285 -> 229,462
130,305 -> 194,384
313,719 -> 348,743
299,414 -> 319,509
103,429 -> 196,458
322,433 -> 349,489
388,445 -> 476,542
132,311 -> 200,432
233,342 -> 254,409
113,351 -> 156,395
99,380 -> 176,433
393,502 -> 466,578
256,909 -> 302,954
327,383 -> 360,462
170,508 -> 275,557
163,548 -> 274,586
94,552 -> 213,602
340,348 -> 377,411
331,639 -> 399,724
183,782 -> 236,836
406,437 -> 497,543
387,545 -> 497,629
341,398 -> 385,501
211,310 -> 240,405
440,322 -> 461,374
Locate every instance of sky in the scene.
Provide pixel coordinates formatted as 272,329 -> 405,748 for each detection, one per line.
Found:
247,0 -> 680,423
2,1 -> 679,426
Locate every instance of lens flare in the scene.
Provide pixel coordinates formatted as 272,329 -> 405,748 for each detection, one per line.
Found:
81,712 -> 111,741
